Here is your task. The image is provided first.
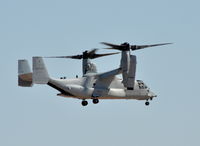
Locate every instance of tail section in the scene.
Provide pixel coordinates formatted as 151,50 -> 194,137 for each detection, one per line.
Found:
18,60 -> 33,87
32,57 -> 49,84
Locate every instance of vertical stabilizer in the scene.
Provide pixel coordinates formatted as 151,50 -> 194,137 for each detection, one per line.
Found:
18,60 -> 33,87
33,57 -> 49,84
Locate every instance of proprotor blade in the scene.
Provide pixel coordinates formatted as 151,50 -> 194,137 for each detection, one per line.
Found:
101,42 -> 124,50
91,52 -> 119,59
101,42 -> 172,51
87,49 -> 98,55
44,48 -> 119,60
44,55 -> 83,59
131,43 -> 173,51
83,49 -> 98,59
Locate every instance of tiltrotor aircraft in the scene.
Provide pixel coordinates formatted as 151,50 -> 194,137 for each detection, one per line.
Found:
18,42 -> 171,106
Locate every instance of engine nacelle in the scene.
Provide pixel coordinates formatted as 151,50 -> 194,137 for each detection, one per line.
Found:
121,54 -> 137,90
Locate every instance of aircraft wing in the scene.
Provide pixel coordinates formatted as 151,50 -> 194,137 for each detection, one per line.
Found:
92,68 -> 122,97
98,68 -> 122,79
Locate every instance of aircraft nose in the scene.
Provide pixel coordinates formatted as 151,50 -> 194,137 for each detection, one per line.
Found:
148,91 -> 157,97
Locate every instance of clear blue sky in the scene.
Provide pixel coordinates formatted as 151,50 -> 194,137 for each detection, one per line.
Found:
1,0 -> 200,146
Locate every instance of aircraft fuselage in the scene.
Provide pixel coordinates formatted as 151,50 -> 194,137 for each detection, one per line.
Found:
48,76 -> 156,100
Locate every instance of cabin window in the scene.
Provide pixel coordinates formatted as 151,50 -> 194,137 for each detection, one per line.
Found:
93,83 -> 96,87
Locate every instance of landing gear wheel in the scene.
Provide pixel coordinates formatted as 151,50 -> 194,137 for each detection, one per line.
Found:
82,100 -> 88,106
145,101 -> 150,106
93,99 -> 99,104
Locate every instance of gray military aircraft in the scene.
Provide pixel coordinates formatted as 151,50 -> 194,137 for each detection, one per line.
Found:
18,42 -> 171,106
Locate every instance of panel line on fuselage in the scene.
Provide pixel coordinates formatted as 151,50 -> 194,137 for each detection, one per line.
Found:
47,82 -> 74,97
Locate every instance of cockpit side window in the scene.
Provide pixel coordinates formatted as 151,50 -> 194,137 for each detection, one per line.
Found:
137,80 -> 148,89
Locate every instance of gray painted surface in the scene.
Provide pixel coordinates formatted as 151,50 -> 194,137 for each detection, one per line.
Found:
30,57 -> 156,101
18,60 -> 33,87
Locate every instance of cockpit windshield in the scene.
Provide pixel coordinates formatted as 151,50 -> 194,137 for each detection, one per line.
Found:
137,80 -> 148,89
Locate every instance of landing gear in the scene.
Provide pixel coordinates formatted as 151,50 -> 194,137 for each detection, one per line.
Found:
92,99 -> 99,104
81,100 -> 88,106
145,101 -> 150,106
